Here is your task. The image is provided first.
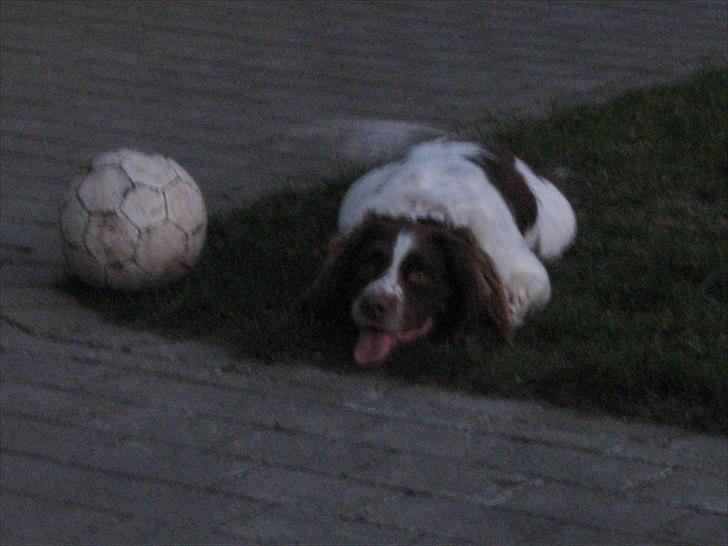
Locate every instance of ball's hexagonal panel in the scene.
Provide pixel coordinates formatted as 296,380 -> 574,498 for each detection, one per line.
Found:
121,186 -> 166,229
84,211 -> 139,265
183,224 -> 207,267
105,260 -> 148,291
135,222 -> 187,277
120,150 -> 177,189
78,166 -> 132,212
165,179 -> 207,233
58,194 -> 89,247
62,244 -> 106,287
167,158 -> 198,190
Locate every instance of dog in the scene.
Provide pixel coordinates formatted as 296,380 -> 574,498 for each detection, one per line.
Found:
304,138 -> 576,367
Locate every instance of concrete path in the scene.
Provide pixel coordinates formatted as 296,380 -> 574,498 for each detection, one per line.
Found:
1,1 -> 726,544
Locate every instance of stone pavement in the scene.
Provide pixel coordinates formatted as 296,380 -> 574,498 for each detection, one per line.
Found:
1,1 -> 727,544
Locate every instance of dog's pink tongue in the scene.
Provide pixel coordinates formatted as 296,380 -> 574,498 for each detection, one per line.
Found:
354,331 -> 398,367
353,319 -> 434,367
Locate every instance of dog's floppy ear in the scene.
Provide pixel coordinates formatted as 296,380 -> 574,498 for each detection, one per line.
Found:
437,226 -> 513,342
301,223 -> 369,323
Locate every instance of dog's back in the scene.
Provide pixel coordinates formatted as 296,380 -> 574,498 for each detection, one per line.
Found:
339,139 -> 576,264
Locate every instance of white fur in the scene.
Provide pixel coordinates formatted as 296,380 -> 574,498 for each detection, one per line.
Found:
367,229 -> 415,301
351,229 -> 415,330
338,139 -> 576,326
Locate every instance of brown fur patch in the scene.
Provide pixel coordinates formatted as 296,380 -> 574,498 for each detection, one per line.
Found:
468,143 -> 538,233
423,221 -> 513,342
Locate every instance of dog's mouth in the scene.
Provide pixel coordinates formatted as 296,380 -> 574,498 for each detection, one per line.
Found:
353,318 -> 434,367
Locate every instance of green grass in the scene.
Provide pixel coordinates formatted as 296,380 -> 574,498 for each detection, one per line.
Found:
67,68 -> 728,434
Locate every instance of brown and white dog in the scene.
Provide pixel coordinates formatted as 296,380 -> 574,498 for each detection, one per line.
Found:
304,138 -> 576,367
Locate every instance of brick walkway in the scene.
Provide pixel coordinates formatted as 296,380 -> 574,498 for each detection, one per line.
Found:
1,1 -> 726,544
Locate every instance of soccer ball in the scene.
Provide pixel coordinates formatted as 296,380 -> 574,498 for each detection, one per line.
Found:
59,149 -> 207,291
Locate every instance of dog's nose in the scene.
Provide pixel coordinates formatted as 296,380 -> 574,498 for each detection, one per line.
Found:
360,293 -> 397,323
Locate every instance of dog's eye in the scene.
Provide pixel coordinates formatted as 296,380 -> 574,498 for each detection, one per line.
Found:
407,269 -> 431,286
358,250 -> 387,278
366,249 -> 387,262
364,248 -> 387,266
360,262 -> 381,278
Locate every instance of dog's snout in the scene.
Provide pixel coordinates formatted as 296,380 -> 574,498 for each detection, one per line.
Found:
360,293 -> 397,323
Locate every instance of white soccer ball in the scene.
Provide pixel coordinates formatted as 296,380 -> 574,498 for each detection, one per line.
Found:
58,149 -> 207,291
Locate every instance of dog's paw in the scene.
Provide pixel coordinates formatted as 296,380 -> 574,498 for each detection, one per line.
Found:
506,271 -> 551,326
507,285 -> 528,326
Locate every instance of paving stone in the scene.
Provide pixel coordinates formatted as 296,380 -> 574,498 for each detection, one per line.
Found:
654,512 -> 728,546
89,370 -> 255,415
0,219 -> 62,264
1,320 -> 385,413
21,385 -> 387,479
502,482 -> 690,535
345,383 -> 551,429
0,452 -> 268,529
84,519 -> 251,546
87,371 -> 376,442
349,449 -> 533,502
531,522 -> 654,546
0,193 -> 58,226
354,385 -> 719,474
2,341 -> 382,438
218,423 -> 388,476
219,504 -> 414,545
0,285 -> 82,309
10,326 -> 719,484
0,348 -> 126,391
367,500 -> 557,544
634,469 -> 728,515
83,404 -> 245,449
1,305 -> 161,350
6,329 -> 244,393
609,434 -> 728,477
0,382 -> 128,424
2,414 -> 110,465
0,491 -> 124,546
349,420 -> 671,492
217,391 -> 383,438
252,359 -> 395,406
214,462 -> 405,519
2,415 -> 253,490
0,263 -> 63,286
0,492 -> 251,545
0,175 -> 67,204
0,325 -> 238,385
0,341 -> 381,445
214,464 -> 556,542
3,374 -> 384,481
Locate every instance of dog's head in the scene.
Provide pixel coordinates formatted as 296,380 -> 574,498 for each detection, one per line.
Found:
303,214 -> 513,366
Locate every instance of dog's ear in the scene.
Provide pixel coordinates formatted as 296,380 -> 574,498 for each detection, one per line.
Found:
436,226 -> 513,343
300,224 -> 368,323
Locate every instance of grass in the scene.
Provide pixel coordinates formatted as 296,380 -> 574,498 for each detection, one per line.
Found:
67,68 -> 728,435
